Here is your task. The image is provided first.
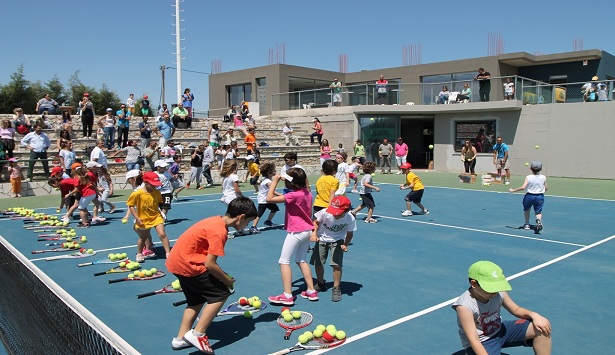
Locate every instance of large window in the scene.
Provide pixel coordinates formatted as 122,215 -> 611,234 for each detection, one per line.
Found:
455,120 -> 496,153
227,83 -> 252,106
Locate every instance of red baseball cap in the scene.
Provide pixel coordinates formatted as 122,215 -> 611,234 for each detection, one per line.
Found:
142,172 -> 162,186
326,196 -> 352,217
51,166 -> 63,176
400,162 -> 412,170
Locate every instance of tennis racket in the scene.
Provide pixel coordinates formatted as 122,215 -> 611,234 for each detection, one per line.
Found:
24,225 -> 63,230
278,311 -> 313,340
109,271 -> 165,284
38,235 -> 71,241
94,265 -> 139,276
31,247 -> 72,254
269,337 -> 346,354
78,257 -> 128,267
137,283 -> 182,299
46,251 -> 97,261
217,301 -> 267,316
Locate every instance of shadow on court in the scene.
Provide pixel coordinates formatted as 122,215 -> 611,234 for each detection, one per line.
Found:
206,312 -> 279,351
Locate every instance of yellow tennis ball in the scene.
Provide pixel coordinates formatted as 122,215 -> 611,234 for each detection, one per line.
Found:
326,325 -> 337,335
73,243 -> 80,249
87,249 -> 94,254
298,334 -> 309,344
119,262 -> 126,268
81,236 -> 87,242
145,270 -> 153,277
252,296 -> 259,301
525,162 -> 529,166
335,330 -> 346,340
252,300 -> 262,309
108,253 -> 116,260
371,173 -> 375,176
428,144 -> 434,149
316,325 -> 326,332
243,310 -> 253,318
121,219 -> 127,224
313,329 -> 323,338
66,237 -> 72,242
292,311 -> 301,319
283,313 -> 293,322
248,297 -> 254,306
150,268 -> 157,274
303,331 -> 313,340
172,283 -> 181,290
535,145 -> 540,149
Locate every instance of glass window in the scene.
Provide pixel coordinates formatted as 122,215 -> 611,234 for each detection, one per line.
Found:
422,72 -> 477,104
358,115 -> 399,163
454,120 -> 496,153
227,83 -> 252,106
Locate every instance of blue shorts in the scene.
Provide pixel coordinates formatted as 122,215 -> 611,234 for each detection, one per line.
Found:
465,319 -> 531,355
522,193 -> 544,213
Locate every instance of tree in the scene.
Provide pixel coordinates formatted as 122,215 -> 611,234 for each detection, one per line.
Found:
91,84 -> 121,115
66,70 -> 95,109
45,75 -> 65,105
0,65 -> 35,113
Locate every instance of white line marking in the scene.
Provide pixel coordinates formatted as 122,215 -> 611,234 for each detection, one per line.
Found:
307,233 -> 615,354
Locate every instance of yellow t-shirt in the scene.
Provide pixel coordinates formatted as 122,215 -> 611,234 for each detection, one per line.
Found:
314,175 -> 340,208
405,172 -> 424,191
248,161 -> 260,177
126,189 -> 164,228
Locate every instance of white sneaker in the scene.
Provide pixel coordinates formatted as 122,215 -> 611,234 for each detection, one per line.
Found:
401,210 -> 413,216
504,181 -> 510,185
171,337 -> 192,350
183,330 -> 213,353
396,171 -> 402,174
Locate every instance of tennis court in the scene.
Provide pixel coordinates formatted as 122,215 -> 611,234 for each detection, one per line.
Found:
0,172 -> 614,354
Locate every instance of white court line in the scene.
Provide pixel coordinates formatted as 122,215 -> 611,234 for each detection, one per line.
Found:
307,233 -> 615,354
363,213 -> 585,247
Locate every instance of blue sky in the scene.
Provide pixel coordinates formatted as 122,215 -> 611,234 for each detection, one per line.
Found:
2,0 -> 613,112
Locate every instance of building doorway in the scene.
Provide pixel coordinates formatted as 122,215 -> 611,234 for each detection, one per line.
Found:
400,118 -> 434,169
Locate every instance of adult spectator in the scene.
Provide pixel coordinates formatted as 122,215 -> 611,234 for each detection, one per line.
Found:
456,83 -> 472,102
597,80 -> 609,102
233,114 -> 248,137
20,124 -> 50,181
394,137 -> 409,174
79,96 -> 95,139
90,139 -> 108,168
61,109 -> 73,137
282,121 -> 300,146
0,118 -> 16,159
126,93 -> 136,117
99,108 -> 116,150
376,75 -> 388,104
503,78 -> 515,100
223,126 -> 237,146
181,88 -> 195,119
160,140 -> 178,163
240,101 -> 250,120
13,108 -> 32,135
111,140 -> 142,171
310,117 -> 323,145
138,116 -> 152,151
581,76 -> 599,102
353,139 -> 366,165
35,93 -> 58,114
158,103 -> 169,118
492,136 -> 510,185
208,121 -> 221,148
329,78 -> 342,106
461,140 -> 477,174
245,113 -> 256,130
58,141 -> 76,176
116,103 -> 132,149
474,128 -> 486,153
172,102 -> 191,129
186,144 -> 204,189
378,138 -> 393,174
56,129 -> 71,152
437,86 -> 450,104
202,139 -> 214,187
474,68 -> 491,102
143,140 -> 159,171
225,105 -> 238,123
154,112 -> 175,147
320,139 -> 332,167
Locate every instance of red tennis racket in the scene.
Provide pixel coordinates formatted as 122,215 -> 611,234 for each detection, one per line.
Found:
46,251 -> 96,261
78,257 -> 128,267
109,271 -> 165,284
268,336 -> 346,354
31,247 -> 72,254
217,301 -> 267,316
94,265 -> 139,276
137,283 -> 182,299
277,311 -> 313,340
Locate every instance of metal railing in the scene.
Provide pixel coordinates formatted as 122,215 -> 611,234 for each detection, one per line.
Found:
271,76 -> 615,110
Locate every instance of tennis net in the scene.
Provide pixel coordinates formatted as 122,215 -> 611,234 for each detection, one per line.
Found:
0,235 -> 139,354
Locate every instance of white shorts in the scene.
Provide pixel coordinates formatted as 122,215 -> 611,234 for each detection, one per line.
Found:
395,155 -> 406,166
78,194 -> 96,210
332,93 -> 341,103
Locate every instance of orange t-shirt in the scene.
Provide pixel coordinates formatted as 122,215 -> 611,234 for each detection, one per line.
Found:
165,216 -> 228,277
245,133 -> 256,152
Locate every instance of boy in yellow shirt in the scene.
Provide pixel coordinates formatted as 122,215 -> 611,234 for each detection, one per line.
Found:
399,162 -> 429,216
244,155 -> 260,193
313,160 -> 340,215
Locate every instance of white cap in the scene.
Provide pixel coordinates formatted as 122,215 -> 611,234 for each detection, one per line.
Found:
246,155 -> 255,160
85,161 -> 102,168
154,160 -> 168,168
125,169 -> 140,182
106,108 -> 113,112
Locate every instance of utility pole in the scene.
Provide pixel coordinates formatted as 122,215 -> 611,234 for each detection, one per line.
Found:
160,65 -> 166,106
172,0 -> 184,103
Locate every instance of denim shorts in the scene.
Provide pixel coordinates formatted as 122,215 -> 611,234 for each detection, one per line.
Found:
465,319 -> 531,355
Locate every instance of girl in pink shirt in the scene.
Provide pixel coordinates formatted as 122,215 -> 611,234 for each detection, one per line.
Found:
266,167 -> 318,305
7,158 -> 22,197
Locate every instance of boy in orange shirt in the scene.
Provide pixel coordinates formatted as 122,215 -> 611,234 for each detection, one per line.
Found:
244,127 -> 256,155
167,196 -> 257,353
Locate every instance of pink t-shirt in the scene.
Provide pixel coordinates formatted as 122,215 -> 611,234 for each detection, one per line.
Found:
395,143 -> 408,157
0,127 -> 15,140
283,188 -> 313,232
234,115 -> 244,127
320,146 -> 331,159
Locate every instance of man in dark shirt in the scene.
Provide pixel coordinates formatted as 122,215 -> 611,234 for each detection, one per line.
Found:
475,68 -> 491,102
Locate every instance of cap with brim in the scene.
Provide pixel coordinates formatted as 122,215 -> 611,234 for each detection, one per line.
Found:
71,163 -> 83,171
125,169 -> 140,182
106,108 -> 113,112
86,161 -> 102,168
400,162 -> 412,169
468,261 -> 512,293
246,155 -> 255,160
142,171 -> 162,186
326,196 -> 352,217
154,160 -> 168,168
212,121 -> 220,125
530,161 -> 542,170
51,166 -> 63,175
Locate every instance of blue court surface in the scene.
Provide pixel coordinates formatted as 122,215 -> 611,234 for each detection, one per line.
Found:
1,182 -> 614,354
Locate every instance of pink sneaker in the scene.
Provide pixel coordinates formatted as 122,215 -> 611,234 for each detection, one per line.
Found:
142,248 -> 155,258
268,293 -> 295,305
300,290 -> 319,301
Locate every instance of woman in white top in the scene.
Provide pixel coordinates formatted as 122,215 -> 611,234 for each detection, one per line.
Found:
58,141 -> 76,176
99,109 -> 116,150
207,121 -> 221,148
0,118 -> 16,158
509,161 -> 548,231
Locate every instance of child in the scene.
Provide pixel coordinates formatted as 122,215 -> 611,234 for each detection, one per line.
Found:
97,167 -> 116,213
126,172 -> 172,263
267,168 -> 318,305
96,122 -> 105,142
351,161 -> 380,223
249,162 -> 280,234
452,260 -> 552,355
219,159 -> 242,205
509,161 -> 548,231
48,175 -> 75,217
169,155 -> 185,201
216,146 -> 226,170
334,152 -> 350,196
66,168 -> 101,228
399,162 -> 429,216
244,127 -> 256,155
310,195 -> 356,302
244,155 -> 260,193
85,161 -> 106,224
154,160 -> 173,218
123,170 -> 156,258
166,197 -> 257,352
348,156 -> 362,193
337,142 -> 345,154
313,159 -> 339,215
7,158 -> 22,197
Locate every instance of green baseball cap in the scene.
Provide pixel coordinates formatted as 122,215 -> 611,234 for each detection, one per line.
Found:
468,261 -> 512,293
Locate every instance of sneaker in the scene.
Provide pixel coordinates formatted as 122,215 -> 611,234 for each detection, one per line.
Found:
197,186 -> 204,190
396,171 -> 402,174
331,286 -> 342,302
351,189 -> 358,193
94,216 -> 107,222
263,220 -> 274,227
136,253 -> 145,263
76,223 -> 89,228
249,227 -> 260,234
314,282 -> 326,292
268,293 -> 295,305
523,223 -> 531,230
109,205 -> 117,213
235,229 -> 248,236
185,183 -> 190,189
504,181 -> 510,185
142,248 -> 156,258
536,219 -> 543,232
61,216 -> 70,224
205,183 -> 212,188
173,194 -> 179,201
422,209 -> 430,215
365,218 -> 378,223
171,337 -> 192,350
401,210 -> 413,216
182,330 -> 214,354
300,290 -> 319,301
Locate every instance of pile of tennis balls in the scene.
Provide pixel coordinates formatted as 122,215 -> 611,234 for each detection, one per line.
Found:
239,296 -> 262,318
126,265 -> 154,279
299,324 -> 346,344
38,216 -> 68,226
7,207 -> 35,216
56,228 -> 78,239
171,279 -> 181,290
280,307 -> 303,322
108,252 -> 128,261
